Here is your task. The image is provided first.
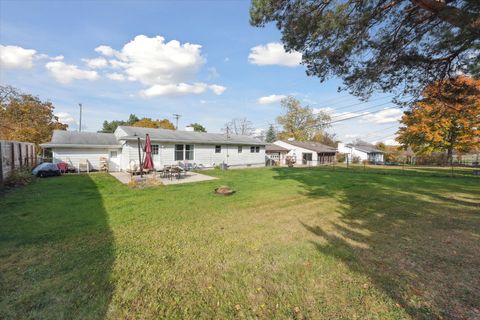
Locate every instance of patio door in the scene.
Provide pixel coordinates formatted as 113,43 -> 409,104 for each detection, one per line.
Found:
302,153 -> 312,165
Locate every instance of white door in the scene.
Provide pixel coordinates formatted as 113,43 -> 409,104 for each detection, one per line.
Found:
109,150 -> 120,171
152,144 -> 161,169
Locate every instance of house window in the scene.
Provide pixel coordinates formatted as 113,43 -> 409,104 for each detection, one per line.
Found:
175,144 -> 194,161
175,144 -> 184,161
250,146 -> 255,153
110,151 -> 117,158
185,144 -> 194,160
255,146 -> 260,153
152,144 -> 159,155
238,146 -> 242,153
215,145 -> 221,153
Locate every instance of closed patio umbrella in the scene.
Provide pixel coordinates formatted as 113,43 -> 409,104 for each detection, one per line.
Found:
143,133 -> 154,170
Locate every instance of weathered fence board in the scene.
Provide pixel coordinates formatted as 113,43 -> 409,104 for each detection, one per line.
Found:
0,140 -> 36,184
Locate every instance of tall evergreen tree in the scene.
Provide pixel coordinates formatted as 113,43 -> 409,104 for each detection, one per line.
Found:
250,0 -> 480,99
265,124 -> 277,143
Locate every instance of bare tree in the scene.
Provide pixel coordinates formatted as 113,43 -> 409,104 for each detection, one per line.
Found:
223,118 -> 254,136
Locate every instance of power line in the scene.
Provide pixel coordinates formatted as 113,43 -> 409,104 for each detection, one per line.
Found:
329,106 -> 400,125
318,94 -> 395,112
330,101 -> 393,119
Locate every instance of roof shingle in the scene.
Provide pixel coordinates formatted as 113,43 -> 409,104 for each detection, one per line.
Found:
117,126 -> 265,145
280,140 -> 336,153
41,130 -> 120,148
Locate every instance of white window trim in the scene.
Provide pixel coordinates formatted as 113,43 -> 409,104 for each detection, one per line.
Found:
175,144 -> 195,161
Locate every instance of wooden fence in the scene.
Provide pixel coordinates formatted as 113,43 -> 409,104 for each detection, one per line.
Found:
0,140 -> 37,184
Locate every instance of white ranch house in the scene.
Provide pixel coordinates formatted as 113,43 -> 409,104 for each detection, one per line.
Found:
41,126 -> 266,172
272,140 -> 337,165
337,142 -> 384,163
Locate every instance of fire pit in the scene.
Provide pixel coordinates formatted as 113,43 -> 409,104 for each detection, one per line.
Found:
214,186 -> 235,196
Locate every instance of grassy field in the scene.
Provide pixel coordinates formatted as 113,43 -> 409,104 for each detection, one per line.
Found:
1,167 -> 479,319
313,162 -> 477,178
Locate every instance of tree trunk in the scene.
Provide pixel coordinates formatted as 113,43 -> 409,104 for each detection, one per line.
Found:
447,147 -> 453,165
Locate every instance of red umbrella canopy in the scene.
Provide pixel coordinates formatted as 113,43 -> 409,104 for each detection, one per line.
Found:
143,133 -> 154,170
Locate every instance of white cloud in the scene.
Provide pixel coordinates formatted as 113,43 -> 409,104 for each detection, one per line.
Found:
383,138 -> 400,146
51,55 -> 64,61
363,108 -> 402,124
95,35 -> 225,96
95,45 -> 116,56
141,82 -> 225,97
0,45 -> 37,69
106,72 -> 126,81
55,111 -> 77,127
98,35 -> 205,85
258,94 -> 286,105
249,42 -> 302,67
345,134 -> 360,138
209,84 -> 226,95
83,57 -> 108,68
253,128 -> 266,138
45,61 -> 99,84
314,107 -> 336,114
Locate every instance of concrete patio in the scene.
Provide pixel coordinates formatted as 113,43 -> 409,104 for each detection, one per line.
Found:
110,171 -> 218,185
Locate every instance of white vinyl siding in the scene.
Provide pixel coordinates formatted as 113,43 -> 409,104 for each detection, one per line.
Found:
52,147 -> 121,171
120,141 -> 265,169
273,141 -> 320,163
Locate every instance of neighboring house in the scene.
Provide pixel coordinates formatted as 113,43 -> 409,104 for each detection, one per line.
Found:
337,142 -> 384,163
265,143 -> 289,165
41,126 -> 266,171
273,140 -> 337,165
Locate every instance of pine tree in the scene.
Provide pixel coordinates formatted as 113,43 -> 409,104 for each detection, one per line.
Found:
265,124 -> 277,143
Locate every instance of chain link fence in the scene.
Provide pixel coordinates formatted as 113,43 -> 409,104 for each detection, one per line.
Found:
303,160 -> 480,178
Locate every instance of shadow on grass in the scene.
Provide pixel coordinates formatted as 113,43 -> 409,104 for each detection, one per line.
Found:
0,175 -> 114,319
273,167 -> 480,320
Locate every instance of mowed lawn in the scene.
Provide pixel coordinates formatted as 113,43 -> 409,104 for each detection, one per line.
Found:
1,168 -> 479,319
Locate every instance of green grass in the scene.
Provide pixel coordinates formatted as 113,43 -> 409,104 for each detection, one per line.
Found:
1,168 -> 479,319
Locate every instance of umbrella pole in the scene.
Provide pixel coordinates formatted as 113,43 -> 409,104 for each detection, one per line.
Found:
137,137 -> 143,178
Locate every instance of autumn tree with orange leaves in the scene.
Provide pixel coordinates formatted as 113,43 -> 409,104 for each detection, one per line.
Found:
397,76 -> 480,162
132,118 -> 175,130
0,85 -> 68,148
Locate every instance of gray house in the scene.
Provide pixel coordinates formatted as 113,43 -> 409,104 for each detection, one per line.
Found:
41,126 -> 266,171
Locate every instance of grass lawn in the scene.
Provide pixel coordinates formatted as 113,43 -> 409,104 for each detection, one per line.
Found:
1,168 -> 479,319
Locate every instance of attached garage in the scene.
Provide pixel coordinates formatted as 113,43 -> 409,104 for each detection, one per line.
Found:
41,131 -> 122,172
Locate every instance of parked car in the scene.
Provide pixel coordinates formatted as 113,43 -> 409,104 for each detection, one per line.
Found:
32,163 -> 61,177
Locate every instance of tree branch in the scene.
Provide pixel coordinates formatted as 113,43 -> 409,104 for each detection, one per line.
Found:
411,0 -> 479,33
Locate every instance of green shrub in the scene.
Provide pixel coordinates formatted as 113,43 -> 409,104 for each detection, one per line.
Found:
4,168 -> 33,188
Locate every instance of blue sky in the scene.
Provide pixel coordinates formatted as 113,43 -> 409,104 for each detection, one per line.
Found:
0,0 -> 401,144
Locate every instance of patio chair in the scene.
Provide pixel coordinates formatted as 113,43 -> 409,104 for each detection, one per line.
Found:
170,166 -> 181,180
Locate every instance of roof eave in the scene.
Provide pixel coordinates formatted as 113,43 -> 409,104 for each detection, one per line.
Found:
40,144 -> 122,148
119,136 -> 265,145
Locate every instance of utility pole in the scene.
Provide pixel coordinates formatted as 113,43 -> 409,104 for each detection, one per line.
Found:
78,103 -> 83,132
173,113 -> 181,130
